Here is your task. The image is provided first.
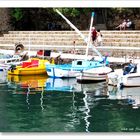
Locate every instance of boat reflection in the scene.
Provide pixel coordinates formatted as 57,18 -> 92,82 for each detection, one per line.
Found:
7,74 -> 47,110
7,74 -> 48,93
108,86 -> 140,109
0,71 -> 7,85
45,78 -> 78,92
45,77 -> 107,94
7,74 -> 108,95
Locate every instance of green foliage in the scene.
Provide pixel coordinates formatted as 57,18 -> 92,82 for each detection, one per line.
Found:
54,8 -> 93,17
54,8 -> 80,17
11,8 -> 23,21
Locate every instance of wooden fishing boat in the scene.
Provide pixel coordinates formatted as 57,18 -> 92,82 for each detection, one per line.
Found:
8,58 -> 50,75
76,66 -> 112,83
46,59 -> 106,78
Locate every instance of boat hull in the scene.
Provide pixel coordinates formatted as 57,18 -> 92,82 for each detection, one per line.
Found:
77,73 -> 107,83
76,67 -> 112,83
47,66 -> 80,78
107,69 -> 140,87
8,66 -> 47,75
122,74 -> 140,87
8,58 -> 49,75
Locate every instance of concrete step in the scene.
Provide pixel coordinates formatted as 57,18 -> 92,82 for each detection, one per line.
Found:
0,40 -> 86,45
0,37 -> 84,42
1,37 -> 140,42
8,30 -> 140,34
8,31 -> 89,34
0,30 -> 140,48
0,40 -> 140,47
103,42 -> 140,47
5,34 -> 138,39
4,34 -> 81,37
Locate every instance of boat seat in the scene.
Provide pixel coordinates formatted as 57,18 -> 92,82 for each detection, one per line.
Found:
31,60 -> 39,67
22,62 -> 32,68
22,60 -> 39,68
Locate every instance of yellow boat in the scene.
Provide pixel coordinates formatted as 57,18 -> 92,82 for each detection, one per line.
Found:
8,58 -> 50,75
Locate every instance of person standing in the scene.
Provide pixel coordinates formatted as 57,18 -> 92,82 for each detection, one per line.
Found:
91,27 -> 97,47
96,29 -> 103,46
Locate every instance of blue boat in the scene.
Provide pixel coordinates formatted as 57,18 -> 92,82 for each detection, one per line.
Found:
46,58 -> 108,78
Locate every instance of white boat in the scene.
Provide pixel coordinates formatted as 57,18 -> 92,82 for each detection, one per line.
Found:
107,63 -> 140,87
0,54 -> 21,71
76,66 -> 112,83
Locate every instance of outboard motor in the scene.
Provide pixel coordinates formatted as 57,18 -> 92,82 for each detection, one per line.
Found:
9,65 -> 16,72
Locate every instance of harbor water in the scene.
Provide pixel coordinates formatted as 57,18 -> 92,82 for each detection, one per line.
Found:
0,71 -> 140,132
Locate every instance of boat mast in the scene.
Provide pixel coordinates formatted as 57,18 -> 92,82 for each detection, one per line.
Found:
28,34 -> 31,59
56,9 -> 103,59
85,12 -> 94,58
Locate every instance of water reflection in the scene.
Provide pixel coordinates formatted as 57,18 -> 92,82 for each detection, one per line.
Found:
1,74 -> 140,132
40,87 -> 44,111
26,85 -> 30,109
108,86 -> 140,109
45,77 -> 107,94
0,71 -> 7,85
7,74 -> 47,93
7,75 -> 48,110
83,91 -> 90,132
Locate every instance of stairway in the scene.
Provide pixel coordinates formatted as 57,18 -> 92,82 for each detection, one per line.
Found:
0,31 -> 140,50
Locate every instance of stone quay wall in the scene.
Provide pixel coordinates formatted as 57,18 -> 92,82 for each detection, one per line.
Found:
0,30 -> 140,59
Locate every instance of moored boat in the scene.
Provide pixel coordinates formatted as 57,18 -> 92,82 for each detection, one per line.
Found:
0,54 -> 21,71
107,62 -> 140,87
46,59 -> 105,78
8,58 -> 50,75
76,66 -> 112,83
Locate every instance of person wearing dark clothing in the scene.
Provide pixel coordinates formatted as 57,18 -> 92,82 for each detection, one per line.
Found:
123,60 -> 137,75
91,27 -> 97,47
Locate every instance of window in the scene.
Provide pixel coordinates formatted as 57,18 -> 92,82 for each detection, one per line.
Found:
77,61 -> 82,65
47,68 -> 51,72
